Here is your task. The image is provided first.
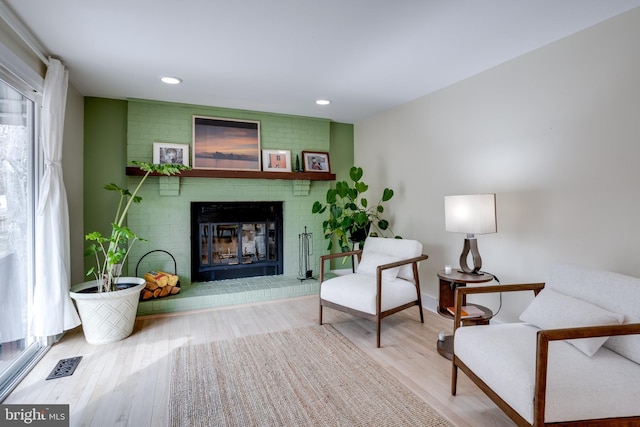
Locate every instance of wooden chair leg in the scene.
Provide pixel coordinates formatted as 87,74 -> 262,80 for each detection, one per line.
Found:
319,303 -> 323,325
376,317 -> 381,348
418,303 -> 424,323
451,358 -> 458,395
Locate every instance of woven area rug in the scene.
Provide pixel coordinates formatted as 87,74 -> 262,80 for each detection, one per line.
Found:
169,325 -> 453,427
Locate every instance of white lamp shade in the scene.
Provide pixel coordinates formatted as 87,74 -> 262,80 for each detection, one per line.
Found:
445,194 -> 497,235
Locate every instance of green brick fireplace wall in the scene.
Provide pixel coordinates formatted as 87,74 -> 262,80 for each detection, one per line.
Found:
84,97 -> 354,283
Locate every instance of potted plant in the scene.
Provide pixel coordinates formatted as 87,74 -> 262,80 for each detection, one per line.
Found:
70,160 -> 188,344
312,166 -> 397,252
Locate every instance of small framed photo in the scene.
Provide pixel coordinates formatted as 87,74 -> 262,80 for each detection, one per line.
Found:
262,149 -> 292,172
192,116 -> 261,171
153,142 -> 189,166
302,151 -> 330,172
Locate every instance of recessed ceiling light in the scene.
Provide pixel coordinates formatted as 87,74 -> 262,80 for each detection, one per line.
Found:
315,99 -> 331,106
161,76 -> 182,85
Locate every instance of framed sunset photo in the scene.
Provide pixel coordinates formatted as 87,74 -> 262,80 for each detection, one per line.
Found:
192,116 -> 261,171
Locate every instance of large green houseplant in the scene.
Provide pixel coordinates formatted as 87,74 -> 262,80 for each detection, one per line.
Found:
312,166 -> 396,252
84,160 -> 189,292
70,160 -> 188,345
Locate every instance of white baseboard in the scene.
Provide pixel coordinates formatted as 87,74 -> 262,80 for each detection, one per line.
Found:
421,292 -> 438,314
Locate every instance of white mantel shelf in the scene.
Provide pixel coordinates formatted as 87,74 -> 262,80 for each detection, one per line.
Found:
125,166 -> 336,181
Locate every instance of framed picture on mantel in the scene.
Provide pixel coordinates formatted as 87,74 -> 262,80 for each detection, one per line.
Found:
262,149 -> 292,172
302,151 -> 330,172
192,116 -> 261,171
153,142 -> 189,166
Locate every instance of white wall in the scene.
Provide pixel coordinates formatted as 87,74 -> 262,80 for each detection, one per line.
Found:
354,8 -> 640,321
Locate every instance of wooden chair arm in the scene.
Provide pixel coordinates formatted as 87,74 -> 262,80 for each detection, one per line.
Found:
375,253 -> 429,293
453,282 -> 545,331
320,249 -> 362,262
455,282 -> 546,297
376,254 -> 429,272
319,250 -> 363,283
375,254 -> 429,317
533,323 -> 640,425
538,322 -> 640,341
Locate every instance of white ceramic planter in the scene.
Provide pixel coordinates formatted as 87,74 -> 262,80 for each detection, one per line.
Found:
70,277 -> 145,345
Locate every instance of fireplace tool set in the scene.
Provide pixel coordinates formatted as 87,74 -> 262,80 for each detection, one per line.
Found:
298,226 -> 314,280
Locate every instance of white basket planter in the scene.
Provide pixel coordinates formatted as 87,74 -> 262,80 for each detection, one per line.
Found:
70,277 -> 145,345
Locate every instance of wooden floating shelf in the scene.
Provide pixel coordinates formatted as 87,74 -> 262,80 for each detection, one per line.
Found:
125,166 -> 336,181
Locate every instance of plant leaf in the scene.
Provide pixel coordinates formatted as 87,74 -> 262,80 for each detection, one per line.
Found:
349,166 -> 363,182
382,188 -> 394,202
335,181 -> 349,198
85,231 -> 103,241
345,187 -> 357,200
311,201 -> 325,214
132,160 -> 190,176
326,188 -> 338,204
345,202 -> 358,211
355,182 -> 368,193
103,183 -> 122,192
353,211 -> 369,225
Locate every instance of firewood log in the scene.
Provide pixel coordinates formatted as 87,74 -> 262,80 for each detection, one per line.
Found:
141,289 -> 154,300
156,271 -> 179,287
145,280 -> 159,291
145,271 -> 169,287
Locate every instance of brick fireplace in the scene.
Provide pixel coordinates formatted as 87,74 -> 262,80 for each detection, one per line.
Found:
123,99 -> 339,286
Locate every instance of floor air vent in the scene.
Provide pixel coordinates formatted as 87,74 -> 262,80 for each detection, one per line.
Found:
46,356 -> 82,380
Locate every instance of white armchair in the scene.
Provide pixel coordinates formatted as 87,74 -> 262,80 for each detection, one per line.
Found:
319,237 -> 429,347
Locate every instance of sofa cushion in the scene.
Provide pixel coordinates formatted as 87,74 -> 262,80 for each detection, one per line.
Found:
320,273 -> 417,315
519,288 -> 624,356
546,263 -> 640,362
359,237 -> 422,281
455,323 -> 640,424
356,252 -> 402,281
606,314 -> 640,364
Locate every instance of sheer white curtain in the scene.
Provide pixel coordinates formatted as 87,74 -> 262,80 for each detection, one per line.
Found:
31,57 -> 81,337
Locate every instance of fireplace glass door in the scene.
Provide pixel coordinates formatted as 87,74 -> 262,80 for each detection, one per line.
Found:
192,201 -> 283,281
198,221 -> 279,280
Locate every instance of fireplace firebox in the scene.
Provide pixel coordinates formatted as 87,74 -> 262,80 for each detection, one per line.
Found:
191,202 -> 283,281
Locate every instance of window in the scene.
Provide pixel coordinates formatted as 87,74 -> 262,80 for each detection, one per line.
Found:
0,65 -> 46,402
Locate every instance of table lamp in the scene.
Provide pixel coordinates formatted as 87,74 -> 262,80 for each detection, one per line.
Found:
444,193 -> 496,275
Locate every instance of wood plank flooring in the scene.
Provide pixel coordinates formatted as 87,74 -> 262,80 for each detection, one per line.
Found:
4,296 -> 515,426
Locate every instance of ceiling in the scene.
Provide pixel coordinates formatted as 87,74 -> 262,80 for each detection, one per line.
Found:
3,0 -> 640,123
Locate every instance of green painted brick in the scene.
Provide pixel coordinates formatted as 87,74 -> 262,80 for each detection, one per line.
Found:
126,99 -> 334,282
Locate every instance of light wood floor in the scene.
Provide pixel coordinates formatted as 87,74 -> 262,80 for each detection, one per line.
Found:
5,296 -> 515,426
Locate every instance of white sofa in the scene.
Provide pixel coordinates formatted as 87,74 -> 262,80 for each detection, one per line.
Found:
451,263 -> 640,426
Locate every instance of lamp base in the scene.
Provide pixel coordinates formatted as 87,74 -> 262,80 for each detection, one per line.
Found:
457,270 -> 485,276
459,237 -> 483,275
